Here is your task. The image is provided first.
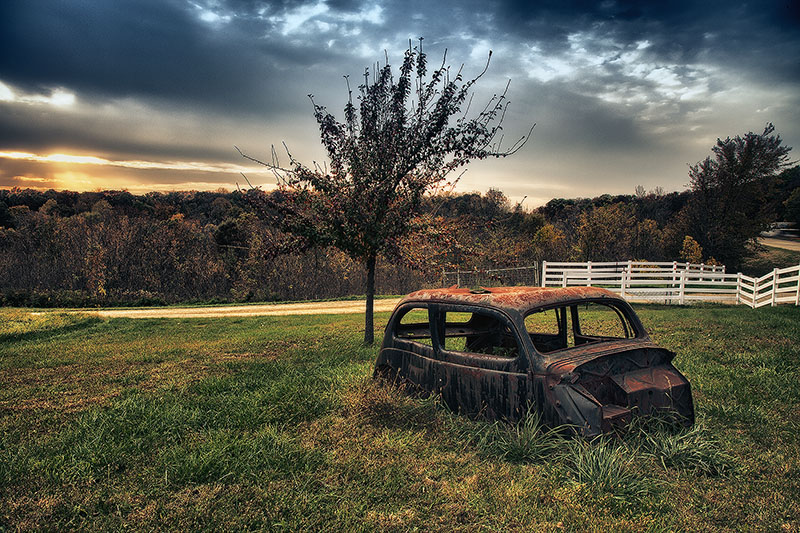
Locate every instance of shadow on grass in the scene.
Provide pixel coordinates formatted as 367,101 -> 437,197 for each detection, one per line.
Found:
0,316 -> 103,344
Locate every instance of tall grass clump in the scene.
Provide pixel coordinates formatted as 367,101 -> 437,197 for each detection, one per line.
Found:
632,417 -> 738,476
563,438 -> 651,499
470,410 -> 565,463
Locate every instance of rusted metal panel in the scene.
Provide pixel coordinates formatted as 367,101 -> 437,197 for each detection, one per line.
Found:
402,286 -> 621,315
379,346 -> 530,421
375,286 -> 695,436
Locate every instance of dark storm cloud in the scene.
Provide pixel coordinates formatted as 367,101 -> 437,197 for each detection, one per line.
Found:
496,0 -> 800,85
0,0 -> 351,116
2,0 -> 798,110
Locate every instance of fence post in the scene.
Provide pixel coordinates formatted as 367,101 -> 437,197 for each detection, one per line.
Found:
736,272 -> 742,305
456,270 -> 461,288
771,268 -> 778,306
679,271 -> 686,305
672,261 -> 678,288
796,264 -> 800,306
541,261 -> 547,287
621,270 -> 627,297
562,272 -> 567,288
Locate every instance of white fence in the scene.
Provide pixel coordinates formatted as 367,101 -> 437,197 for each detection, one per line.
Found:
541,260 -> 800,308
738,266 -> 800,308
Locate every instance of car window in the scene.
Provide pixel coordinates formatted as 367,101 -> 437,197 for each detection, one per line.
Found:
525,301 -> 636,354
441,310 -> 519,358
394,306 -> 432,346
524,309 -> 561,335
525,306 -> 570,353
574,302 -> 632,341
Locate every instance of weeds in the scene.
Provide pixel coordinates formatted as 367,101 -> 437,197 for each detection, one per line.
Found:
632,417 -> 738,476
469,409 -> 566,463
562,438 -> 652,499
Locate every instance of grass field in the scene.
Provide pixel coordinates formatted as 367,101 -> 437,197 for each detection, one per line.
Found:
1,304 -> 799,531
743,244 -> 800,277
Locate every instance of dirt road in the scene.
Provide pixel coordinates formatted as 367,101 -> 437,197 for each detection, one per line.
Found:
759,237 -> 800,252
90,298 -> 403,319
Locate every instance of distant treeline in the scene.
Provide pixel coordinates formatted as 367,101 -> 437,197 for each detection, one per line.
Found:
1,165 -> 798,306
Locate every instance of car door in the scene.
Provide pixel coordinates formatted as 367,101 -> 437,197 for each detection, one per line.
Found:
430,303 -> 531,421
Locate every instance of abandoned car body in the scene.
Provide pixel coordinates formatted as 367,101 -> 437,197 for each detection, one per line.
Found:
374,286 -> 694,436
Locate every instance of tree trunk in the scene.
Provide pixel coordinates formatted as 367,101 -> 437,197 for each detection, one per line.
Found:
364,255 -> 376,344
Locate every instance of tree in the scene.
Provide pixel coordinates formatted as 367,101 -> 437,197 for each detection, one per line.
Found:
785,187 -> 800,227
241,40 -> 532,343
680,235 -> 703,264
576,203 -> 637,261
686,123 -> 792,268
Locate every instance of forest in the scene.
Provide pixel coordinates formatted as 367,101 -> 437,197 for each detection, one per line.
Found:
1,163 -> 798,307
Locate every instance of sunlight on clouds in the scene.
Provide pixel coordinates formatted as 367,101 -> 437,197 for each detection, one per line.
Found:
519,31 -> 713,121
468,39 -> 493,65
7,172 -> 272,193
12,175 -> 50,184
10,172 -> 100,191
0,151 -> 273,174
337,4 -> 383,24
188,1 -> 232,25
8,171 -> 277,193
272,1 -> 329,35
0,81 -> 14,101
49,89 -> 76,107
521,45 -> 575,83
0,80 -> 76,108
46,153 -> 109,165
53,171 -> 99,190
269,1 -> 383,36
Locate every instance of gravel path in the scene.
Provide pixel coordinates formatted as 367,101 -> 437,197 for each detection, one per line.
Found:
759,237 -> 800,252
90,298 -> 403,319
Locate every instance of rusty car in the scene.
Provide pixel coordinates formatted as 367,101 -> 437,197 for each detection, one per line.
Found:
374,286 -> 694,436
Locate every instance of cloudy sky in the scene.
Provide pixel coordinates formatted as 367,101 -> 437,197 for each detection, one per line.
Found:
1,0 -> 799,205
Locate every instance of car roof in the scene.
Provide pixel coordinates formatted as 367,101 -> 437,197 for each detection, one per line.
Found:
400,286 -> 624,315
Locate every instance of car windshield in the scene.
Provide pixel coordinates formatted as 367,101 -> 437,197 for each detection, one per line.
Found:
524,301 -> 637,354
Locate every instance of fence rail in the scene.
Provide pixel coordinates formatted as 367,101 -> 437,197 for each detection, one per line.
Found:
540,260 -> 799,308
439,260 -> 798,308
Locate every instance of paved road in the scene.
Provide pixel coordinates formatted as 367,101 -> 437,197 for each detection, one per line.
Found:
759,237 -> 800,252
90,298 -> 403,319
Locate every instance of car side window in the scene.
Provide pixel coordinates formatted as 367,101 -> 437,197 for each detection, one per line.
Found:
525,301 -> 638,353
440,309 -> 520,358
394,306 -> 433,346
525,306 -> 570,353
573,302 -> 633,344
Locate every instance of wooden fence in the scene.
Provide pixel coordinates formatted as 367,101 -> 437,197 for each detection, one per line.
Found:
541,260 -> 800,308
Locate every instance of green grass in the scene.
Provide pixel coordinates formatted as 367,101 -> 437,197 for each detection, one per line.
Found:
1,304 -> 799,531
742,244 -> 800,277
